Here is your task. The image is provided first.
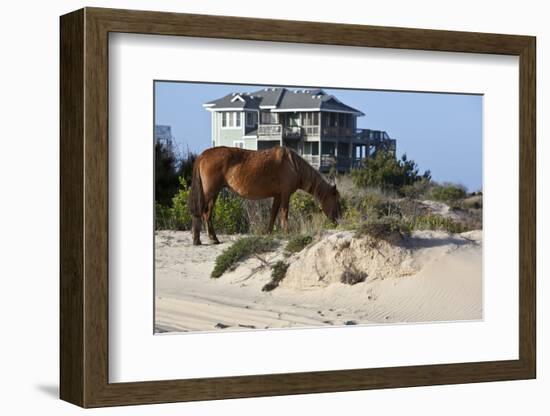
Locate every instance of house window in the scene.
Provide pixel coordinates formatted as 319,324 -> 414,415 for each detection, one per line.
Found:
233,140 -> 244,149
303,112 -> 319,126
221,111 -> 242,128
260,111 -> 278,124
304,142 -> 319,155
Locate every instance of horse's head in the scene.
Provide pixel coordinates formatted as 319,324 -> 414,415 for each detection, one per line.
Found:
321,184 -> 342,224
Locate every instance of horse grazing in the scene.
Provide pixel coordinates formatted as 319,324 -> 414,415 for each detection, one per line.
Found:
188,146 -> 342,245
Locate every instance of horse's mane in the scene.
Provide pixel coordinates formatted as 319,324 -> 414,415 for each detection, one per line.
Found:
284,148 -> 333,203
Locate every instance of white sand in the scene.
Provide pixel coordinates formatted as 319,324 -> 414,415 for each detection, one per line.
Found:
155,229 -> 482,333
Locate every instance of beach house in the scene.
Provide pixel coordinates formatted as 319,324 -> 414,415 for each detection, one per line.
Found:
203,87 -> 396,172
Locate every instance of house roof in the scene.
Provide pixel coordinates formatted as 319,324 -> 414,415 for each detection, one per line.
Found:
203,88 -> 365,116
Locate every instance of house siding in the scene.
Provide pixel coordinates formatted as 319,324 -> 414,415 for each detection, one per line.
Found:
216,112 -> 245,147
243,138 -> 257,150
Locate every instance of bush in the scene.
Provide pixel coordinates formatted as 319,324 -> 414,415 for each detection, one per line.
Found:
171,178 -> 193,230
408,214 -> 468,234
355,216 -> 411,242
289,191 -> 320,218
155,202 -> 177,230
171,181 -> 249,233
285,191 -> 325,234
177,151 -> 197,187
285,234 -> 313,255
262,261 -> 289,292
367,198 -> 402,218
340,269 -> 368,285
430,183 -> 467,203
155,138 -> 181,206
351,151 -> 431,192
213,189 -> 249,234
400,178 -> 432,199
462,194 -> 483,210
211,236 -> 278,278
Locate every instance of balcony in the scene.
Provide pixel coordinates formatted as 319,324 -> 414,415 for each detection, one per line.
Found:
321,126 -> 355,138
258,124 -> 320,140
302,155 -> 362,171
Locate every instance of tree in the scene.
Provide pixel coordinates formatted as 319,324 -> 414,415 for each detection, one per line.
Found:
351,151 -> 431,192
176,151 -> 197,187
155,138 -> 180,206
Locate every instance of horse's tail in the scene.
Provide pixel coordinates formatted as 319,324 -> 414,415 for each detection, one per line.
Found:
188,158 -> 205,216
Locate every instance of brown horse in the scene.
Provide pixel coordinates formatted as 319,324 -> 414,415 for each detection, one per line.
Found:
188,146 -> 342,245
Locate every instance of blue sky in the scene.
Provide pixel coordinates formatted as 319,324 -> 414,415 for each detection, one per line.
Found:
155,81 -> 482,192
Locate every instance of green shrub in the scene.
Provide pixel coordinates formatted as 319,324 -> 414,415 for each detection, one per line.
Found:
409,214 -> 467,234
355,216 -> 411,241
262,261 -> 289,292
429,183 -> 467,203
351,151 -> 430,192
176,152 -> 197,187
211,236 -> 278,278
213,190 -> 249,234
341,205 -> 363,229
285,234 -> 313,255
285,191 -> 324,234
340,269 -> 368,285
171,178 -> 192,230
155,137 -> 181,206
400,178 -> 432,199
171,181 -> 248,233
155,202 -> 176,230
462,195 -> 483,210
357,192 -> 385,216
290,191 -> 320,218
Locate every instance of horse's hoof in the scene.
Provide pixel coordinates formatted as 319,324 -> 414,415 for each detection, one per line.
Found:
211,240 -> 221,245
193,240 -> 202,246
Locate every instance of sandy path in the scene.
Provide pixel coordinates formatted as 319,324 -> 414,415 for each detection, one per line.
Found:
155,230 -> 482,333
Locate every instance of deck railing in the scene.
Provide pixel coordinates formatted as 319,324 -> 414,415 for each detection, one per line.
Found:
303,125 -> 320,137
322,127 -> 355,138
258,124 -> 321,139
258,124 -> 282,138
302,155 -> 363,171
283,126 -> 302,139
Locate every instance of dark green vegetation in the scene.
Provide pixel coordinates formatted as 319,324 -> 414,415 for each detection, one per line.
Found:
340,269 -> 368,285
430,183 -> 467,204
284,234 -> 313,255
211,236 -> 278,278
262,261 -> 290,292
354,216 -> 410,242
155,137 -> 196,206
351,151 -> 431,193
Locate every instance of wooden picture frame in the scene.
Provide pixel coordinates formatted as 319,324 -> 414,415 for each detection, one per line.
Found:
60,7 -> 536,408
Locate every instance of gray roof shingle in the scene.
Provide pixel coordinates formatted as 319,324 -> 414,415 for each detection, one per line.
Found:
204,88 -> 364,115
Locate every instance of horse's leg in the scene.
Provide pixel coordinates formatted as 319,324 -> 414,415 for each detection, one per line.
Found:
280,194 -> 290,234
192,216 -> 202,245
204,198 -> 220,244
267,196 -> 281,234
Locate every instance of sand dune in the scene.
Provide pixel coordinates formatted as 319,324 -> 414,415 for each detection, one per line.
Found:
155,229 -> 482,333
